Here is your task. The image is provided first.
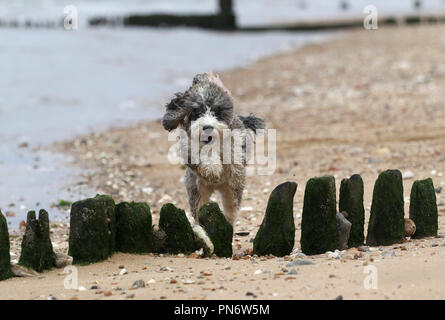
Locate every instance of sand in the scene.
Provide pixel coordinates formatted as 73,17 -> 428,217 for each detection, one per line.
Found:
2,23 -> 445,300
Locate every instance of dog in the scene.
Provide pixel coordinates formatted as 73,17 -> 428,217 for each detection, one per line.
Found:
162,72 -> 265,225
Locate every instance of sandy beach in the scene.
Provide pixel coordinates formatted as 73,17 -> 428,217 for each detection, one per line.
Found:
2,23 -> 445,300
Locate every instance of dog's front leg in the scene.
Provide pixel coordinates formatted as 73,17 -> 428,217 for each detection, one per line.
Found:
185,168 -> 214,222
219,184 -> 243,226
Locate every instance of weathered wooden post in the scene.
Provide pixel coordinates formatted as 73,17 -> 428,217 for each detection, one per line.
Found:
19,210 -> 56,272
366,170 -> 405,246
69,195 -> 116,264
199,202 -> 233,258
409,178 -> 438,238
0,211 -> 13,281
219,0 -> 234,16
218,0 -> 236,29
254,182 -> 297,257
301,176 -> 338,255
339,174 -> 365,248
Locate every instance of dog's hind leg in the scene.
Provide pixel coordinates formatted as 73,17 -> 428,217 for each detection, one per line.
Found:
185,168 -> 214,222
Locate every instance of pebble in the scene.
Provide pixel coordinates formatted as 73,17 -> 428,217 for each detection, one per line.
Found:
11,265 -> 39,277
350,147 -> 364,154
374,147 -> 391,156
254,269 -> 262,275
288,269 -> 298,275
327,250 -> 343,259
19,220 -> 26,232
132,279 -> 145,289
286,260 -> 315,267
183,279 -> 195,284
157,194 -> 173,204
104,291 -> 113,297
119,268 -> 128,275
402,171 -> 414,180
160,266 -> 173,272
295,253 -> 307,258
353,253 -> 363,259
382,250 -> 395,258
368,158 -> 381,164
141,187 -> 153,195
404,218 -> 416,237
54,253 -> 73,268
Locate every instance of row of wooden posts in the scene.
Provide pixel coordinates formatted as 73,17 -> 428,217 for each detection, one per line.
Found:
301,169 -> 438,255
0,169 -> 438,281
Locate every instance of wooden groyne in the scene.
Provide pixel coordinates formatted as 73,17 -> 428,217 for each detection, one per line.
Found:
89,13 -> 445,32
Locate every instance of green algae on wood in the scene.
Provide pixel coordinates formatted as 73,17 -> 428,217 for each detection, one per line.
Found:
254,182 -> 297,257
366,170 -> 405,246
199,202 -> 233,258
116,202 -> 153,253
409,178 -> 438,238
0,210 -> 13,281
159,203 -> 196,254
18,210 -> 56,272
301,176 -> 338,255
339,174 -> 365,248
68,195 -> 116,264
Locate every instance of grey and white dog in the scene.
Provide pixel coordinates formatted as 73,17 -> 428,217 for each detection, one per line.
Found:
162,72 -> 265,225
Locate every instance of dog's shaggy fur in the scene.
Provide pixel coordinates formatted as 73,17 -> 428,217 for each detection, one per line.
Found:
162,72 -> 265,225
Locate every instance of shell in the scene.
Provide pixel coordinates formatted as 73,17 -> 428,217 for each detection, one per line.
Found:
404,218 -> 416,237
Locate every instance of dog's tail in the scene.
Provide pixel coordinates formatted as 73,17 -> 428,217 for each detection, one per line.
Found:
239,114 -> 266,133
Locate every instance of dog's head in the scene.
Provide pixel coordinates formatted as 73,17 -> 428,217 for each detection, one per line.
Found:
162,73 -> 234,145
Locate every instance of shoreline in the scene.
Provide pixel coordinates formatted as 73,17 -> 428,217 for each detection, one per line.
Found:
2,23 -> 445,299
0,26 -> 333,229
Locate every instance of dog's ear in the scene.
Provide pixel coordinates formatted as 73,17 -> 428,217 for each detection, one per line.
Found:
239,114 -> 266,133
162,92 -> 188,131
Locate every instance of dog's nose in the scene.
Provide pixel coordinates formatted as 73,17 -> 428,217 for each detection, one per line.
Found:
202,125 -> 214,132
